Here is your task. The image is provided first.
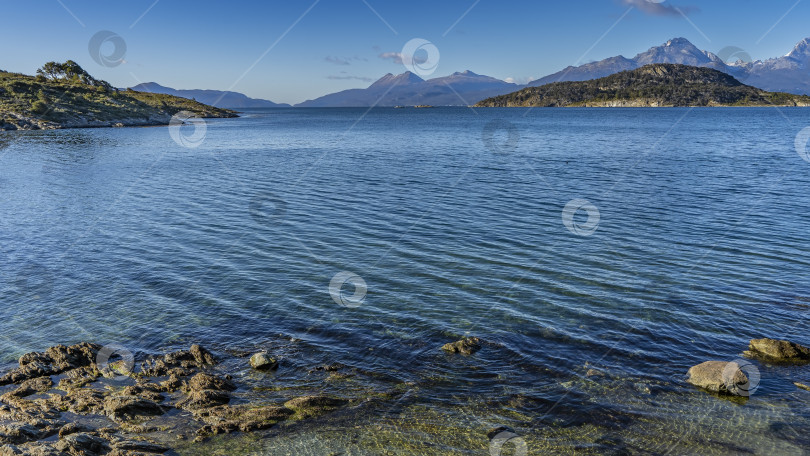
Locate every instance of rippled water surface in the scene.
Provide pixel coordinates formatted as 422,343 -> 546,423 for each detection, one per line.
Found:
2,107 -> 810,454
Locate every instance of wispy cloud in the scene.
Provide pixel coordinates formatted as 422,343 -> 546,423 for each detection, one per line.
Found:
325,55 -> 368,65
378,52 -> 403,64
327,74 -> 373,82
622,0 -> 697,16
378,51 -> 429,66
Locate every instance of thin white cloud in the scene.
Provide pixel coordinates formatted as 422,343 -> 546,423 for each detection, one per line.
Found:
325,55 -> 368,65
622,0 -> 697,16
327,74 -> 373,82
378,52 -> 403,64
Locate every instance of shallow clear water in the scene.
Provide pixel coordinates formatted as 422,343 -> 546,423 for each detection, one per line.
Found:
2,107 -> 810,454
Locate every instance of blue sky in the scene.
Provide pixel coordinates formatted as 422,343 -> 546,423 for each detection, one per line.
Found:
1,0 -> 809,104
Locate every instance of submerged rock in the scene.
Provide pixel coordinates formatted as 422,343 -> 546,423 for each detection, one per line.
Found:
441,337 -> 482,355
746,338 -> 810,362
283,395 -> 348,419
794,382 -> 810,392
686,361 -> 750,395
249,352 -> 278,371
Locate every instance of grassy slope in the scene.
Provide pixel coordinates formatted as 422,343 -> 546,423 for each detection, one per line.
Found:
0,70 -> 236,130
475,64 -> 810,107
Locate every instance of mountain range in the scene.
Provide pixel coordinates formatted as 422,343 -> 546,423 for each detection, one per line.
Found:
134,36 -> 810,108
128,82 -> 290,108
295,70 -> 519,107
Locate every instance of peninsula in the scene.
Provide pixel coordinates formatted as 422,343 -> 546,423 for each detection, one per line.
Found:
0,61 -> 236,131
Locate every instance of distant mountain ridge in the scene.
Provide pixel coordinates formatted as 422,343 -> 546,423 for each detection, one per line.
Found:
527,37 -> 810,96
128,82 -> 290,108
476,64 -> 810,108
295,70 -> 519,107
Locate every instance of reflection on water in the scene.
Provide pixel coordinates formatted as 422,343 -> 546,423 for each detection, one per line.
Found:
1,108 -> 810,453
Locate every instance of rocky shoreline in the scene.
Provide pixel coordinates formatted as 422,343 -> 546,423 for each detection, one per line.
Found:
1,336 -> 808,454
0,335 -> 483,456
0,342 -> 370,455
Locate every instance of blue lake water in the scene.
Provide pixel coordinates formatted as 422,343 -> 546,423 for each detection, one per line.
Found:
1,107 -> 810,454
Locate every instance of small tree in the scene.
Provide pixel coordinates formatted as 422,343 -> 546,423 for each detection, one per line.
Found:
31,100 -> 48,115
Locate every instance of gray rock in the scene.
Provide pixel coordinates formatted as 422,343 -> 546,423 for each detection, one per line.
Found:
249,352 -> 278,370
686,360 -> 749,395
747,338 -> 810,362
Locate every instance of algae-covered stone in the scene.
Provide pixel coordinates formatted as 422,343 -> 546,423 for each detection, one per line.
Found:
686,361 -> 750,395
283,395 -> 347,419
441,337 -> 482,355
249,352 -> 278,371
795,382 -> 810,391
747,338 -> 810,362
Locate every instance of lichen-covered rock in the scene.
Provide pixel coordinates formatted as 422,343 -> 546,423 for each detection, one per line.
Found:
249,352 -> 278,371
747,338 -> 810,362
686,361 -> 750,395
441,337 -> 482,355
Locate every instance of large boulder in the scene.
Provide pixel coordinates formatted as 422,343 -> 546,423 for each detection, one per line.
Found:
747,338 -> 810,362
686,361 -> 751,395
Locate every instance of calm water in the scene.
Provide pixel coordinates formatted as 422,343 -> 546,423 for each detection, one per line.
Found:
2,107 -> 810,454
